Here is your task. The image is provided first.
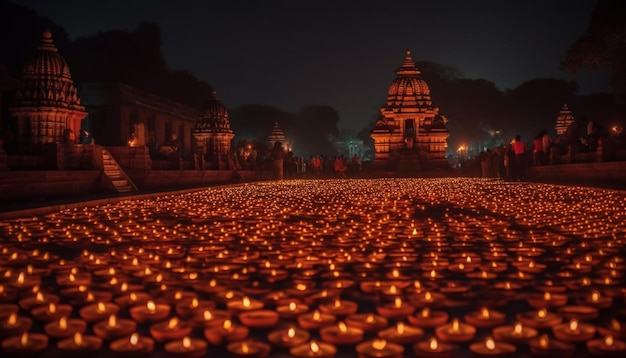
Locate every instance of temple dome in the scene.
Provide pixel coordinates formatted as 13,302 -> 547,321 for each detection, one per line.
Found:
385,49 -> 432,110
13,29 -> 83,110
195,89 -> 233,133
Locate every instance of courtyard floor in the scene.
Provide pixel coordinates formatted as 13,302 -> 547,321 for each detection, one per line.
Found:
0,178 -> 625,357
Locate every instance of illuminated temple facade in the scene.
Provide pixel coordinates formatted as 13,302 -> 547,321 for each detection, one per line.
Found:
193,90 -> 234,169
370,49 -> 450,170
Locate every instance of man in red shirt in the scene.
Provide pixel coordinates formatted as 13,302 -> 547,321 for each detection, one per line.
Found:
512,134 -> 526,181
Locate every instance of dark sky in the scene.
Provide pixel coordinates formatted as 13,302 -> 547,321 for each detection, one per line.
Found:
17,0 -> 612,131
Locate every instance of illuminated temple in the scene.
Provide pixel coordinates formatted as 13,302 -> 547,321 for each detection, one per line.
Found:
193,89 -> 235,169
370,49 -> 450,171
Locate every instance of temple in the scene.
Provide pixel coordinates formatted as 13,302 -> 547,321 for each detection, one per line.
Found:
555,103 -> 575,136
267,121 -> 290,152
193,89 -> 234,169
370,49 -> 450,171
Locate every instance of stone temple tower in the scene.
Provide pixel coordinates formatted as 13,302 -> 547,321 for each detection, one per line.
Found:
193,89 -> 234,169
370,49 -> 450,170
10,29 -> 86,146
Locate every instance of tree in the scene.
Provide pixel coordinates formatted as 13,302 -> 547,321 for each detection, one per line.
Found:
561,0 -> 626,106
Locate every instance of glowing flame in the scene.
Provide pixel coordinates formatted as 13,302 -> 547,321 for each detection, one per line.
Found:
182,336 -> 191,349
394,297 -> 402,308
241,342 -> 250,354
480,307 -> 490,319
591,291 -> 600,302
48,302 -> 56,314
452,319 -> 460,332
513,322 -> 523,335
611,319 -> 621,330
396,322 -> 405,334
223,319 -> 233,330
429,337 -> 439,350
242,297 -> 251,307
97,302 -> 106,313
568,319 -> 579,332
338,322 -> 348,333
604,335 -> 614,347
313,310 -> 321,321
167,317 -> 179,329
287,327 -> 296,338
146,301 -> 156,313
20,332 -> 28,347
421,308 -> 430,318
35,292 -> 44,303
59,316 -> 68,330
334,298 -> 342,308
289,302 -> 297,311
7,313 -> 17,326
392,269 -> 400,278
17,272 -> 25,285
310,340 -> 320,353
130,333 -> 139,346
543,292 -> 551,300
485,337 -> 495,350
203,310 -> 213,320
539,334 -> 549,349
73,332 -> 84,346
108,314 -> 117,327
424,291 -> 433,301
537,309 -> 547,318
372,339 -> 387,350
191,298 -> 198,308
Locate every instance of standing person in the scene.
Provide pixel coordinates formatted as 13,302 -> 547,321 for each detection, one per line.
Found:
541,130 -> 551,165
532,134 -> 543,166
512,134 -> 526,181
270,141 -> 285,180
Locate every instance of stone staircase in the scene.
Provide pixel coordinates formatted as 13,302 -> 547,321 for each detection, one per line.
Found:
95,146 -> 138,193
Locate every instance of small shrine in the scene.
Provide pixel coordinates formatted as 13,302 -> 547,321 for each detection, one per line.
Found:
555,103 -> 575,136
10,29 -> 87,147
267,121 -> 290,152
193,89 -> 234,169
370,49 -> 449,171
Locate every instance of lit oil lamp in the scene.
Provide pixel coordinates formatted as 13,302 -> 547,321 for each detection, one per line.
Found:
552,318 -> 596,342
586,335 -> 626,357
583,290 -> 613,309
114,291 -> 153,309
297,309 -> 336,330
290,340 -> 337,358
558,305 -> 599,321
174,297 -> 215,319
18,291 -> 59,311
163,336 -> 208,358
346,313 -> 388,332
529,334 -> 574,357
356,338 -> 404,358
226,340 -> 271,358
527,291 -> 568,309
30,301 -> 72,322
226,296 -> 263,315
376,297 -> 415,319
79,301 -> 120,323
276,301 -> 310,319
238,309 -> 280,329
377,321 -> 424,344
464,307 -> 506,328
204,319 -> 249,345
1,331 -> 48,356
492,322 -> 538,344
320,321 -> 364,345
516,308 -> 563,329
189,309 -> 230,329
56,331 -> 102,355
109,332 -> 155,358
434,318 -> 476,343
409,291 -> 446,309
149,316 -> 193,342
408,307 -> 449,328
44,316 -> 87,339
92,314 -> 137,341
319,298 -> 358,316
0,312 -> 32,337
129,300 -> 170,324
413,336 -> 458,358
267,326 -> 311,348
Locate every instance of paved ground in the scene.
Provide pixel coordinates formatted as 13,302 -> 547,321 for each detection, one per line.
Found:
0,178 -> 624,357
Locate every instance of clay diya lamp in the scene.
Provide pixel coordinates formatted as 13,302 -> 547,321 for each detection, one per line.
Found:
586,335 -> 626,357
492,281 -> 522,299
558,305 -> 599,321
44,316 -> 87,339
304,288 -> 340,306
277,301 -> 310,319
193,279 -> 227,295
356,338 -> 404,358
241,280 -> 273,296
267,326 -> 311,348
0,313 -> 32,337
583,290 -> 613,309
238,309 -> 280,329
92,314 -> 137,341
320,321 -> 364,345
226,340 -> 271,358
378,321 -> 424,344
346,313 -> 388,333
529,334 -> 574,357
413,336 -> 458,358
435,318 -> 476,343
129,300 -> 171,324
492,322 -> 538,344
190,309 -> 230,329
598,319 -> 626,340
30,301 -> 72,322
175,297 -> 215,319
1,331 -> 48,356
8,272 -> 41,292
527,291 -> 568,309
409,291 -> 446,309
79,301 -> 120,323
114,292 -> 153,309
536,280 -> 567,293
164,336 -> 207,358
18,291 -> 59,311
290,340 -> 337,358
408,307 -> 449,329
57,331 -> 102,356
109,333 -> 155,358
226,296 -> 263,316
552,318 -> 596,342
376,297 -> 415,319
469,336 -> 516,357
297,309 -> 336,330
149,316 -> 193,343
516,308 -> 563,329
464,307 -> 506,328
319,298 -> 358,317
56,272 -> 92,287
204,319 -> 249,345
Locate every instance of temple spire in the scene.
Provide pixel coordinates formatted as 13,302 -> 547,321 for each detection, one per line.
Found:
397,48 -> 420,76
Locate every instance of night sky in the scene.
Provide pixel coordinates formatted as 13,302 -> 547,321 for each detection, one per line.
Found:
17,0 -> 612,131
